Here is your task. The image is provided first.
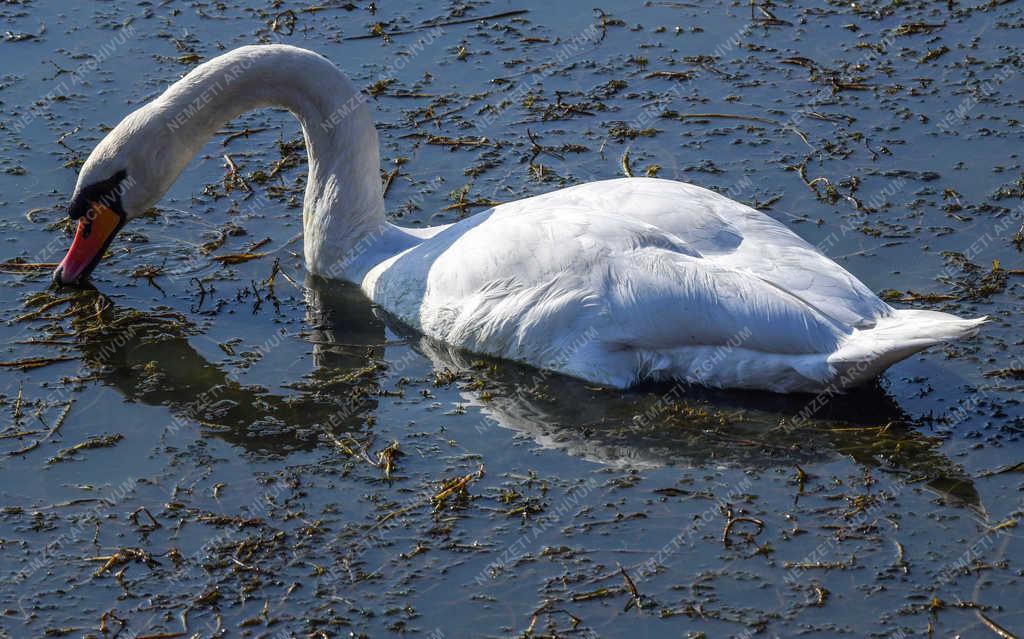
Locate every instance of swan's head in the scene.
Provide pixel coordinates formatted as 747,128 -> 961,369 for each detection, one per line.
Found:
54,107 -> 178,286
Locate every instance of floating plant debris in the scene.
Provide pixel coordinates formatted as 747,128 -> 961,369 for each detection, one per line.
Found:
0,1 -> 1020,637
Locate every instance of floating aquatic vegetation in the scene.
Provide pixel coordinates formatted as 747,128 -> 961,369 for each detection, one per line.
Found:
47,433 -> 123,464
0,0 -> 1021,637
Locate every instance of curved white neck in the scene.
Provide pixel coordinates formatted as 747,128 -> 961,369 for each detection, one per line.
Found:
150,45 -> 414,280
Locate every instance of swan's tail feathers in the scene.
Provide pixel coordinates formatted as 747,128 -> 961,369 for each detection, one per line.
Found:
827,310 -> 987,390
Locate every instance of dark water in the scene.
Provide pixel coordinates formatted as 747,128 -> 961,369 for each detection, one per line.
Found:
0,1 -> 1022,637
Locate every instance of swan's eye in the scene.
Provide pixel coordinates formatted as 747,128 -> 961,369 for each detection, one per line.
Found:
68,169 -> 129,220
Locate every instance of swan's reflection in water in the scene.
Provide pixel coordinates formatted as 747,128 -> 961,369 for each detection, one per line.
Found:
77,277 -> 980,508
414,332 -> 980,508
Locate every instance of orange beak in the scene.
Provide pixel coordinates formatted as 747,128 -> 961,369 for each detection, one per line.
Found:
54,201 -> 123,286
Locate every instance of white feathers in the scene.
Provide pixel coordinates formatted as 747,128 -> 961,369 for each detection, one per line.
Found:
365,178 -> 984,392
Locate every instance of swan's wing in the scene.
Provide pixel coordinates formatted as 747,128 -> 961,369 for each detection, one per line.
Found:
544,178 -> 893,329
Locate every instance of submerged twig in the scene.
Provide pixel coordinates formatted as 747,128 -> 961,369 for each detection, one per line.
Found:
47,433 -> 124,464
723,507 -> 764,546
0,260 -> 58,274
976,611 -> 1018,639
345,9 -> 529,40
6,400 -> 73,457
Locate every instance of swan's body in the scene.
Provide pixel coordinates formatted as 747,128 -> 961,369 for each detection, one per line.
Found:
58,45 -> 984,393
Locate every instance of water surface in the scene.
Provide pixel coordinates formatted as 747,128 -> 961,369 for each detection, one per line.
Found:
0,1 -> 1022,637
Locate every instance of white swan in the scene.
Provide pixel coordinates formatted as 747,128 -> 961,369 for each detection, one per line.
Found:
54,45 -> 984,393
